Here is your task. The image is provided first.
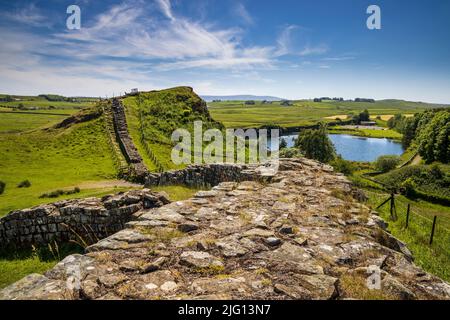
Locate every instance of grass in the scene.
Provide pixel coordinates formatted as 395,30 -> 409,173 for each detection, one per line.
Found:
122,87 -> 224,172
208,99 -> 444,129
0,95 -> 96,109
338,274 -> 395,300
0,114 -> 121,217
0,244 -> 83,289
151,185 -> 201,201
374,164 -> 450,201
0,110 -> 79,133
366,190 -> 450,282
328,127 -> 403,139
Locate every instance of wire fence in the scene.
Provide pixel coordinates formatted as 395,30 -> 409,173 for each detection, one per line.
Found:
376,194 -> 450,256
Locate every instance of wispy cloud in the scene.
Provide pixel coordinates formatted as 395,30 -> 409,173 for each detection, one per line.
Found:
2,3 -> 50,27
50,0 -> 274,70
299,44 -> 329,56
156,0 -> 175,21
275,25 -> 298,56
322,56 -> 355,61
233,3 -> 254,25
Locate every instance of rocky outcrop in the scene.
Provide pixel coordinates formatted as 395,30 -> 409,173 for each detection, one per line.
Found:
1,158 -> 449,300
111,98 -> 148,180
0,190 -> 169,249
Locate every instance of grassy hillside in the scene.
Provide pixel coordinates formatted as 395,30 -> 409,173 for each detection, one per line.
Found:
0,107 -> 121,217
375,164 -> 450,202
366,190 -> 450,281
208,99 -> 446,129
0,109 -> 81,134
122,87 -> 224,171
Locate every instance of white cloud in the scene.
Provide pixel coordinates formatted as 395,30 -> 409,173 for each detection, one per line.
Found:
233,3 -> 254,25
49,0 -> 274,70
156,0 -> 175,21
2,3 -> 49,27
299,44 -> 329,56
322,56 -> 355,61
275,25 -> 298,56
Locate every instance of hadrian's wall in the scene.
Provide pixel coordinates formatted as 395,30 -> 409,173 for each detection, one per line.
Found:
0,190 -> 169,249
145,163 -> 275,188
111,98 -> 148,180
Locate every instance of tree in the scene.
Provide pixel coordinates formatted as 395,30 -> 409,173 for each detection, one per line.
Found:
416,111 -> 450,163
359,109 -> 370,122
280,138 -> 288,149
330,155 -> 355,175
375,155 -> 401,172
279,147 -> 302,158
400,116 -> 418,149
295,123 -> 335,163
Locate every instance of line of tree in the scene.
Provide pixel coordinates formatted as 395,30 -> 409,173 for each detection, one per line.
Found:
389,109 -> 450,163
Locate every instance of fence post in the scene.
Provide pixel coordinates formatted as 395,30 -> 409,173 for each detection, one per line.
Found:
429,216 -> 437,245
405,204 -> 410,229
389,193 -> 397,221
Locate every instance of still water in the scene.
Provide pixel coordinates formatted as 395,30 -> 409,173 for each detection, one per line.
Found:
274,133 -> 404,162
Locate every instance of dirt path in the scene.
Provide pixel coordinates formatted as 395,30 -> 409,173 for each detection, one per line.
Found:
69,180 -> 143,190
411,154 -> 422,165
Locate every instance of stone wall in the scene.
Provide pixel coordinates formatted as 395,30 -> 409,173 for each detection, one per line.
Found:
111,98 -> 148,180
0,190 -> 169,249
145,162 -> 275,188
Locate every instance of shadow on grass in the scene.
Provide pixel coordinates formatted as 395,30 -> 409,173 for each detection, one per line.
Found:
0,242 -> 83,262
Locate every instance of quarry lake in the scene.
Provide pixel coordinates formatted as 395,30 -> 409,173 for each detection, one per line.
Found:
275,133 -> 404,162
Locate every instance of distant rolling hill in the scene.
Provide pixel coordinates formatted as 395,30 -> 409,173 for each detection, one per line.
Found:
202,95 -> 285,102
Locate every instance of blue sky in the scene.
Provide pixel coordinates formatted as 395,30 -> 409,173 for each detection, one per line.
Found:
0,0 -> 449,103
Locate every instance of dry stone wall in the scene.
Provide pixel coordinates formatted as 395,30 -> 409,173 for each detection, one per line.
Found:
145,163 -> 272,188
0,190 -> 169,249
111,98 -> 148,180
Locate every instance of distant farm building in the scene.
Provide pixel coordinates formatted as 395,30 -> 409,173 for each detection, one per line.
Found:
131,88 -> 139,94
360,121 -> 377,126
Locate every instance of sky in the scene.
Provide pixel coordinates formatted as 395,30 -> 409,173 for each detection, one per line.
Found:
0,0 -> 450,103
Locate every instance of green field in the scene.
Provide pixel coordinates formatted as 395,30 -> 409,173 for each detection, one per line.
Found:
0,110 -> 79,133
328,127 -> 403,139
208,99 -> 445,129
0,94 -> 97,110
0,114 -> 119,217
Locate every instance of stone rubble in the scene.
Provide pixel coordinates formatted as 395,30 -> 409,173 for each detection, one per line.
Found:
1,158 -> 449,300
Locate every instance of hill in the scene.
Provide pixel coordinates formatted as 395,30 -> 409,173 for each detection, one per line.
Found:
201,95 -> 284,102
122,87 -> 224,172
0,103 -> 124,217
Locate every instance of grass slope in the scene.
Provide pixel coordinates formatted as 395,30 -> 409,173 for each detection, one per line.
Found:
123,87 -> 223,171
0,110 -> 79,133
366,190 -> 450,281
0,113 -> 119,217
